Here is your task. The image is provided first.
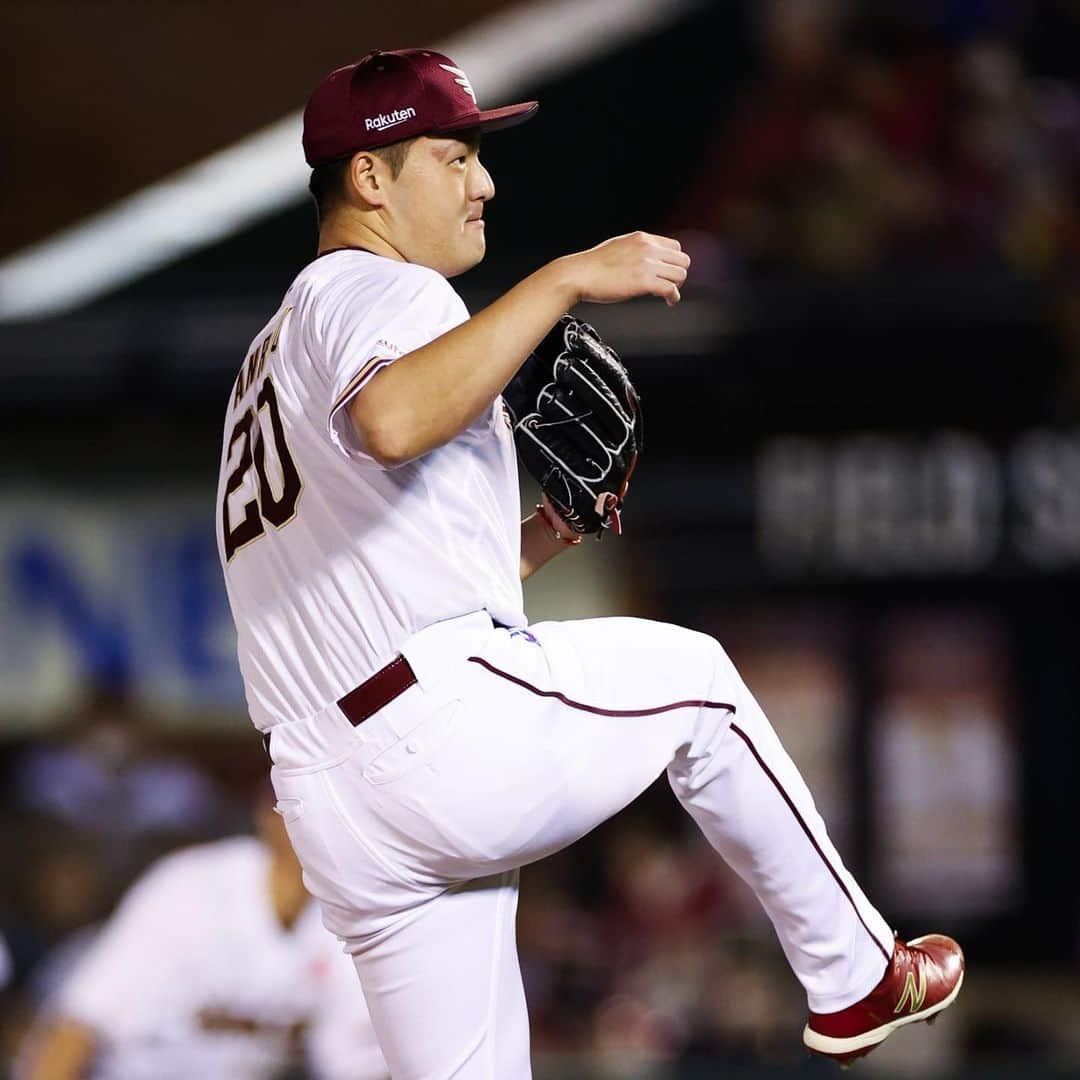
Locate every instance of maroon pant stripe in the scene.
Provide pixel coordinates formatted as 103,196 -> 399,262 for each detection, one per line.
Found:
729,722 -> 892,963
466,655 -> 735,718
468,656 -> 888,960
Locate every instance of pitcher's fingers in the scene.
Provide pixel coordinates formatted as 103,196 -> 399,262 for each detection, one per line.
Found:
652,259 -> 687,290
660,249 -> 692,269
643,233 -> 684,251
656,262 -> 688,286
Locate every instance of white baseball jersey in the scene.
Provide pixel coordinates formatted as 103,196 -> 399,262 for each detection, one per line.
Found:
54,837 -> 387,1079
217,249 -> 525,731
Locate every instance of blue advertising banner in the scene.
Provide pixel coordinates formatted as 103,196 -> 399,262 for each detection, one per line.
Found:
0,497 -> 244,726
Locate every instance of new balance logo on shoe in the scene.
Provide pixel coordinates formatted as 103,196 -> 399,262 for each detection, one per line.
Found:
803,934 -> 964,1067
894,970 -> 927,1015
364,107 -> 417,132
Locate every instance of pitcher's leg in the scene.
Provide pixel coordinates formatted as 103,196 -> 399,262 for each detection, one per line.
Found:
486,618 -> 892,1012
350,869 -> 530,1080
665,641 -> 893,1012
329,615 -> 891,1039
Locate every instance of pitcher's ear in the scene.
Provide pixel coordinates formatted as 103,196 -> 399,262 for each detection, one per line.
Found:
346,151 -> 389,209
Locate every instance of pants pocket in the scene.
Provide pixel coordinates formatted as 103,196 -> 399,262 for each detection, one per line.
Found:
363,698 -> 464,787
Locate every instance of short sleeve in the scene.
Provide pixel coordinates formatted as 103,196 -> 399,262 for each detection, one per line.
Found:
55,856 -> 199,1041
317,263 -> 468,462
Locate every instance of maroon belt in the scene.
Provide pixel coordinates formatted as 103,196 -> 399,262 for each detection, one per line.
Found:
337,654 -> 418,725
262,654 -> 417,759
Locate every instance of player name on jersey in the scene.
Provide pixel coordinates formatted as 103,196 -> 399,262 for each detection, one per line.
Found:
232,306 -> 293,410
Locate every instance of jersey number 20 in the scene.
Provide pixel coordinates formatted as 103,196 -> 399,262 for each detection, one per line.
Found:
221,376 -> 302,561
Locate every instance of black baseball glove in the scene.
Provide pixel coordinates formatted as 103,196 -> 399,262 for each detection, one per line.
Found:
502,315 -> 642,536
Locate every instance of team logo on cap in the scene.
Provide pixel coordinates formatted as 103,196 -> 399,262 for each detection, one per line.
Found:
364,107 -> 418,132
438,64 -> 477,103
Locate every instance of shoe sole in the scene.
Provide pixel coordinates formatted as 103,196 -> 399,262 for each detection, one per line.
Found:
802,937 -> 965,1060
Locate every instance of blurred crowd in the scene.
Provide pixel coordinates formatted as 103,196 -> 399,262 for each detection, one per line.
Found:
0,691 -> 240,1071
676,0 -> 1079,281
518,814 -> 809,1075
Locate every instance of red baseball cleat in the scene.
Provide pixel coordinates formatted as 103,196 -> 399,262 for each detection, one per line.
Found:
803,934 -> 965,1067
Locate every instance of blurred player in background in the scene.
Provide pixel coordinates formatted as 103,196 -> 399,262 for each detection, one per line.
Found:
19,786 -> 387,1079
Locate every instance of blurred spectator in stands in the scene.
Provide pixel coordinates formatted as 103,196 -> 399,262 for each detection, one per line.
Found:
518,813 -> 808,1067
674,0 -> 848,274
10,831 -> 110,994
597,822 -> 805,1065
673,2 -> 1078,284
13,685 -> 226,841
679,940 -> 802,1066
0,828 -> 120,1070
1055,270 -> 1080,417
946,40 -> 1072,273
601,824 -> 726,978
17,785 -> 388,1079
586,991 -> 675,1078
518,860 -> 610,1054
800,29 -> 947,270
673,0 -> 950,273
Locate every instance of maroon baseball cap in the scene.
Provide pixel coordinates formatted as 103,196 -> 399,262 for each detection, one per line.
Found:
303,48 -> 539,167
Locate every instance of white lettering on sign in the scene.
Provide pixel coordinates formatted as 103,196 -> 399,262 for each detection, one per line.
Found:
757,432 -> 1003,575
1010,429 -> 1080,567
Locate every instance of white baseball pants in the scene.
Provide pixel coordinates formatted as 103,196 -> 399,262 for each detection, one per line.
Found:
269,612 -> 892,1079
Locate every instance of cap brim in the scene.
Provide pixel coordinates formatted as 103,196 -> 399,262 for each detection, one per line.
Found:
436,101 -> 539,137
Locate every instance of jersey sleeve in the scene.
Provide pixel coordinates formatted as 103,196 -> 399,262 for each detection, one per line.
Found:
316,264 -> 469,463
54,854 -> 200,1042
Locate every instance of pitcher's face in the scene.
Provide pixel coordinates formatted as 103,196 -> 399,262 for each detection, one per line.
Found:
385,135 -> 494,277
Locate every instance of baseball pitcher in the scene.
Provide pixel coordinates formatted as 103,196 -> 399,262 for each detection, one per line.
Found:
216,48 -> 964,1077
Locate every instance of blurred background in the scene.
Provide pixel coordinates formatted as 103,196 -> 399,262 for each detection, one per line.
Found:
1,0 -> 1078,1076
